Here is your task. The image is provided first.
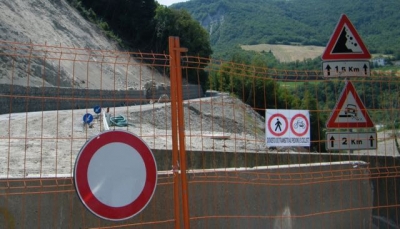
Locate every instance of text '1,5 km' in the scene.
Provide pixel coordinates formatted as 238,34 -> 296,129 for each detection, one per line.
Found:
326,132 -> 377,151
322,61 -> 370,77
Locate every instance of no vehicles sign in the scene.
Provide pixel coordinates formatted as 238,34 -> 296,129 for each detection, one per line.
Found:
266,109 -> 310,147
74,130 -> 157,221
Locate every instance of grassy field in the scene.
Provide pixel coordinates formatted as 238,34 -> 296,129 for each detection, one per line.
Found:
278,81 -> 319,89
241,44 -> 325,63
372,66 -> 400,76
241,44 -> 400,76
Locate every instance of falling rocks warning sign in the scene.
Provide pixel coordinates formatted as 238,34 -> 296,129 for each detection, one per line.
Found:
321,14 -> 371,60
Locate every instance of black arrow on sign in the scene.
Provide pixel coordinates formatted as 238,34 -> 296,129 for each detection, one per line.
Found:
325,65 -> 331,76
330,136 -> 335,148
363,64 -> 368,75
369,135 -> 374,147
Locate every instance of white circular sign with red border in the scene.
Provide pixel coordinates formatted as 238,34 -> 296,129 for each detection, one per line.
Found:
267,113 -> 288,136
290,113 -> 309,137
74,130 -> 157,221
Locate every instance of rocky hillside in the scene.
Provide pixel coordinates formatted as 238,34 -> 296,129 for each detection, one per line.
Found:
0,0 -> 168,89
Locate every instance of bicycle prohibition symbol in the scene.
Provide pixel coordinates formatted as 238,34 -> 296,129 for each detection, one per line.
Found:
290,113 -> 309,137
293,119 -> 306,129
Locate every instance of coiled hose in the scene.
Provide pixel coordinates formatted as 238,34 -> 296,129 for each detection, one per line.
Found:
109,115 -> 132,127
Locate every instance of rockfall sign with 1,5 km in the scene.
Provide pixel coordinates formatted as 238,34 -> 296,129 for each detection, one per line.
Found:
266,109 -> 310,147
322,14 -> 371,78
322,61 -> 370,77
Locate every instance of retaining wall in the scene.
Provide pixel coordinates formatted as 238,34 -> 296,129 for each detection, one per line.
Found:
0,84 -> 203,114
0,161 -> 373,229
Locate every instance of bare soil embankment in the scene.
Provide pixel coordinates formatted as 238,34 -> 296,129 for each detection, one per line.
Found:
0,0 -> 168,89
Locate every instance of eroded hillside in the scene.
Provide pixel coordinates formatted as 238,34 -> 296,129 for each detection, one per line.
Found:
0,0 -> 168,89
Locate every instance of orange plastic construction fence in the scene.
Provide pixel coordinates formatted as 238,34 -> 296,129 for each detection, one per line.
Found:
0,39 -> 399,228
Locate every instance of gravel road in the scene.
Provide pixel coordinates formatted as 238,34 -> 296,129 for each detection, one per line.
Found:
0,95 -> 265,178
1,94 -> 399,178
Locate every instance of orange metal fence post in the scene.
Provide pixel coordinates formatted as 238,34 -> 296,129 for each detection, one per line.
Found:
169,36 -> 181,229
173,37 -> 190,229
169,37 -> 190,229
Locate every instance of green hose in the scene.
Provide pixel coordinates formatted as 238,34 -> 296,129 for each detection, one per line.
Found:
109,115 -> 132,127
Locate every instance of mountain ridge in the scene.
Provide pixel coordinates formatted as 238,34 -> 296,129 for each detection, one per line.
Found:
172,0 -> 400,58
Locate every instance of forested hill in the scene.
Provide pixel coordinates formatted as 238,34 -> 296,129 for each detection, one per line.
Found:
172,0 -> 400,57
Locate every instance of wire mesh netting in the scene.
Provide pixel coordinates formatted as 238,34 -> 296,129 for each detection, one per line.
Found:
0,40 -> 399,228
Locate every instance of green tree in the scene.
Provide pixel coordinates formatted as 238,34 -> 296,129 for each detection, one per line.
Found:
154,6 -> 212,56
154,6 -> 212,88
207,52 -> 288,117
77,0 -> 158,50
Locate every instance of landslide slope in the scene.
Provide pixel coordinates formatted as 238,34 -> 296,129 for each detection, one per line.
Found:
0,0 -> 168,89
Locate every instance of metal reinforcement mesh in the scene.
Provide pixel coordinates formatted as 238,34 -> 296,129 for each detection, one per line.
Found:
0,40 -> 399,228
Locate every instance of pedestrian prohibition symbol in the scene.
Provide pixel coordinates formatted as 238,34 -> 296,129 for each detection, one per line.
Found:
74,130 -> 157,221
266,109 -> 310,147
267,113 -> 288,136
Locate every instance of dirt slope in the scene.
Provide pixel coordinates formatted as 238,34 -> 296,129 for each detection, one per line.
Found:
0,0 -> 168,89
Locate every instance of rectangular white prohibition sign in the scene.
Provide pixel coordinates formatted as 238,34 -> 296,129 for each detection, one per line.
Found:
326,132 -> 377,150
322,61 -> 370,78
265,109 -> 310,147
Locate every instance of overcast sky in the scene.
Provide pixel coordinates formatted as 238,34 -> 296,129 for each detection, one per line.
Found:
157,0 -> 189,6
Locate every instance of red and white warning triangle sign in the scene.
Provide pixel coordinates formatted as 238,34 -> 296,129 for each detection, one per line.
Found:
326,81 -> 374,128
322,14 -> 371,60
